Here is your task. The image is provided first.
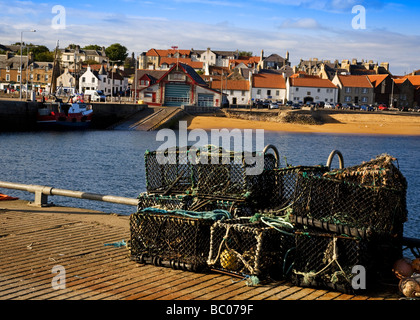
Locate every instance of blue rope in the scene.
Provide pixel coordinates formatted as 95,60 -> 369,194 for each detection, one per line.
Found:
140,207 -> 232,221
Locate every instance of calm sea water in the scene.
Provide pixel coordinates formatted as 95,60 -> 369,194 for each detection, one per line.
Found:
0,129 -> 418,239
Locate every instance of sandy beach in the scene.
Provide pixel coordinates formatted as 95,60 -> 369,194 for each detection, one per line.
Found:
186,110 -> 420,136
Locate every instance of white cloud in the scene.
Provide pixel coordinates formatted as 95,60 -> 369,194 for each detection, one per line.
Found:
280,18 -> 322,29
1,0 -> 419,75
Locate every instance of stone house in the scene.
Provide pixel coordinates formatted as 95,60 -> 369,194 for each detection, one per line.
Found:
0,51 -> 31,91
392,77 -> 415,109
60,46 -> 108,69
29,61 -> 55,94
367,74 -> 394,106
332,74 -> 374,105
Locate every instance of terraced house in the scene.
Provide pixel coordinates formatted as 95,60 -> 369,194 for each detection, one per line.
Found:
286,74 -> 338,104
332,74 -> 374,105
251,73 -> 286,103
0,51 -> 30,91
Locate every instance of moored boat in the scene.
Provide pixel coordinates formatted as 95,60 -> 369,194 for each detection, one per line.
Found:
36,95 -> 93,129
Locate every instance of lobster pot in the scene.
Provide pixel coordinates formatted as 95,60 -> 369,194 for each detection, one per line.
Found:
137,193 -> 194,212
325,154 -> 407,191
187,198 -> 254,218
130,208 -> 230,272
291,175 -> 407,239
207,218 -> 295,281
192,150 -> 278,208
144,148 -> 194,194
292,230 -> 373,294
263,165 -> 329,212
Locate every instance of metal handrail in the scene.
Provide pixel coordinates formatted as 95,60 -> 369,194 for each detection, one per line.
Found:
0,180 -> 139,207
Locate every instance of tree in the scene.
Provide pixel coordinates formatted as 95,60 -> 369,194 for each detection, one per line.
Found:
83,44 -> 102,51
105,43 -> 128,65
238,51 -> 253,57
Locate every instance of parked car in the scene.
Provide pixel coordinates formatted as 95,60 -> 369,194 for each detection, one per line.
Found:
353,104 -> 361,110
360,104 -> 374,111
335,103 -> 342,109
378,104 -> 388,111
269,102 -> 279,109
291,104 -> 301,109
324,103 -> 334,109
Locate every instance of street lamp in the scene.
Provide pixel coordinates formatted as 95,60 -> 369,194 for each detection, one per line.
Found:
20,29 -> 36,100
109,60 -> 121,101
133,54 -> 138,103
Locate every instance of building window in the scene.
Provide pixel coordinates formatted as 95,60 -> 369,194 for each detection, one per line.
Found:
345,87 -> 351,93
257,89 -> 261,95
6,74 -> 10,81
317,88 -> 321,93
295,87 -> 299,91
17,75 -> 20,82
361,96 -> 368,102
45,75 -> 48,81
362,88 -> 368,94
242,91 -> 245,96
6,66 -> 10,72
267,90 -> 271,96
82,77 -> 85,83
276,90 -> 279,96
92,78 -> 95,83
307,91 -> 311,96
345,96 -> 351,102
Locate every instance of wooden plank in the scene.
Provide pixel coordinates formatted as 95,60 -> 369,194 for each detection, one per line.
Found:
0,201 -> 402,301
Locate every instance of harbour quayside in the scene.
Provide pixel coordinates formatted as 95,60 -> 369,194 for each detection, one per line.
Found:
36,94 -> 93,129
0,145 -> 419,301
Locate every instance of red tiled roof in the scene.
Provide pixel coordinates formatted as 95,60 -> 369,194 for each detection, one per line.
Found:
290,77 -> 336,88
146,48 -> 191,57
367,74 -> 388,87
338,75 -> 373,88
210,79 -> 249,91
159,57 -> 203,69
405,75 -> 420,88
252,73 -> 286,89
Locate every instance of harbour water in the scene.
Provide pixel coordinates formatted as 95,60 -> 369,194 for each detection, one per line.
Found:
0,129 -> 418,239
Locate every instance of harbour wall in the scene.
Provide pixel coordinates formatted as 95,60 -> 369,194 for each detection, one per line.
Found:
0,99 -> 146,131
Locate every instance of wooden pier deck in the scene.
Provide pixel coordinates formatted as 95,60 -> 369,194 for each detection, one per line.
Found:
0,200 -> 400,302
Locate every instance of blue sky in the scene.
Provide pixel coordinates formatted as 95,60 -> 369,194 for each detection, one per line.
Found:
0,0 -> 419,74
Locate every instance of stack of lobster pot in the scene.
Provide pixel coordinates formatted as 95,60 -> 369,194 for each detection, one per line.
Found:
289,153 -> 408,293
129,144 -> 285,273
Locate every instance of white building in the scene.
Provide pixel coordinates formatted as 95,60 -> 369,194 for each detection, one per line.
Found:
56,68 -> 76,94
286,75 -> 338,104
192,48 -> 238,68
79,65 -> 109,94
210,79 -> 250,105
251,73 -> 287,103
60,46 -> 108,69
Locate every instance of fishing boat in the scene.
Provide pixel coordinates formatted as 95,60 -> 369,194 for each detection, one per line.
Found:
36,95 -> 93,129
